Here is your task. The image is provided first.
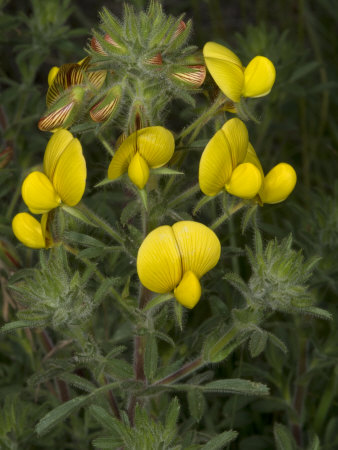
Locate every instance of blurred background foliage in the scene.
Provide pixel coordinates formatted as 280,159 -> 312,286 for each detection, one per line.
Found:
0,0 -> 337,448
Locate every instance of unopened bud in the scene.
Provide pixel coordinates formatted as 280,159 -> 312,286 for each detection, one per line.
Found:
173,20 -> 186,38
171,65 -> 206,87
90,85 -> 122,122
145,53 -> 163,65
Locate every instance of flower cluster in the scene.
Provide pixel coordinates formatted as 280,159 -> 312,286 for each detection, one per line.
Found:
199,118 -> 296,204
12,130 -> 86,248
12,17 -> 297,312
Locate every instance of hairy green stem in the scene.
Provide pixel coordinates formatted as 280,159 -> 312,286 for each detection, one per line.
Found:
167,183 -> 200,209
154,357 -> 204,385
177,92 -> 227,143
77,203 -> 124,245
210,200 -> 245,230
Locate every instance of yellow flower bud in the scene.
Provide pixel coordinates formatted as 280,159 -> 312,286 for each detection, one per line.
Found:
128,152 -> 150,189
259,163 -> 297,204
174,271 -> 201,309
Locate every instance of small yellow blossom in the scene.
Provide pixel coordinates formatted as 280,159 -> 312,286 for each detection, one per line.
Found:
199,118 -> 262,199
137,221 -> 221,309
244,144 -> 297,204
12,213 -> 52,249
21,129 -> 86,214
203,42 -> 276,103
108,126 -> 175,189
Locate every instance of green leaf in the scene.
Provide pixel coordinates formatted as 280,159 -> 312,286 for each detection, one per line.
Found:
144,334 -> 158,381
106,358 -> 134,380
202,430 -> 238,449
174,301 -> 183,331
307,435 -> 320,450
0,320 -> 44,333
59,374 -> 96,393
187,389 -> 206,422
249,329 -> 268,358
151,167 -> 184,176
62,205 -> 98,227
267,332 -> 288,354
241,204 -> 258,234
274,423 -> 296,450
143,293 -> 174,311
203,379 -> 269,396
92,437 -> 124,448
164,397 -> 180,432
89,405 -> 122,434
289,61 -> 320,83
36,395 -> 88,436
297,306 -> 332,320
94,177 -> 116,187
63,231 -> 106,247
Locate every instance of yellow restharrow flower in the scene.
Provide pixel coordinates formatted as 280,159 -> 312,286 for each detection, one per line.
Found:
203,42 -> 276,103
244,144 -> 297,204
137,221 -> 221,309
108,126 -> 175,189
21,129 -> 86,214
199,118 -> 263,199
12,213 -> 52,249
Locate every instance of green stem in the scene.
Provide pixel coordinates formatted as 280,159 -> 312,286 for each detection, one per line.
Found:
167,183 -> 200,209
97,133 -> 115,156
209,325 -> 238,359
210,200 -> 245,230
154,357 -> 204,385
77,203 -> 124,245
178,92 -> 227,143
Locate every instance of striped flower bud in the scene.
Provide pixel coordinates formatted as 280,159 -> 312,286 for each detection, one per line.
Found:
137,221 -> 221,309
90,85 -> 122,123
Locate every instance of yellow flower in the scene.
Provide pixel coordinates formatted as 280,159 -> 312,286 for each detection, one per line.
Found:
199,118 -> 263,199
108,126 -> 175,189
203,42 -> 276,103
12,213 -> 52,249
21,129 -> 86,214
244,144 -> 297,204
137,221 -> 221,309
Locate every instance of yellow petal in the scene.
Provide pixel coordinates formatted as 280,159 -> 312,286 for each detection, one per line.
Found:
43,129 -> 74,180
199,128 -> 233,196
52,138 -> 86,206
137,226 -> 182,293
174,270 -> 201,309
128,152 -> 150,189
22,172 -> 61,214
259,163 -> 297,204
225,162 -> 262,199
243,143 -> 264,179
48,66 -> 59,87
172,221 -> 221,279
243,56 -> 276,98
221,118 -> 249,168
108,134 -> 137,180
203,42 -> 243,67
204,57 -> 244,103
12,213 -> 46,249
137,126 -> 175,168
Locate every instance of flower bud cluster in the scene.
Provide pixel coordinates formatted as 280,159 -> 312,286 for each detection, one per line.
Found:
39,3 -> 206,134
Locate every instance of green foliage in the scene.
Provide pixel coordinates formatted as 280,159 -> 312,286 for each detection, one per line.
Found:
1,0 -> 337,448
